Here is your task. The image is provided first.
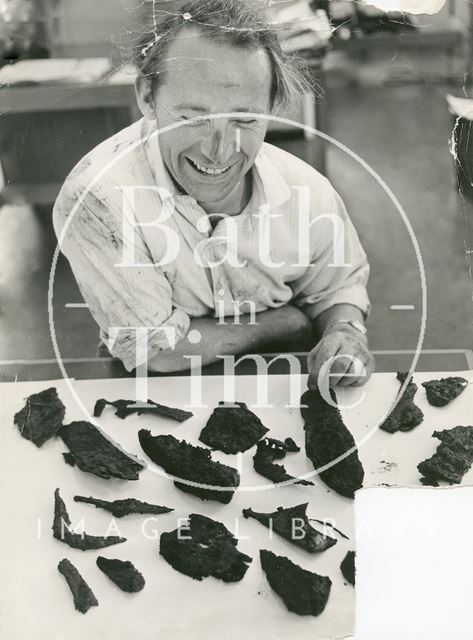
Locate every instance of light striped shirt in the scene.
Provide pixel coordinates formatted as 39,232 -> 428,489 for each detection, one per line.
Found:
53,118 -> 370,371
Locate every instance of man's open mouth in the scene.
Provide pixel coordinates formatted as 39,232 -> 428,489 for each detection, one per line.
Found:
187,158 -> 232,176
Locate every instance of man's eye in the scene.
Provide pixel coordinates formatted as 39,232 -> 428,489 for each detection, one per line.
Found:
237,119 -> 258,126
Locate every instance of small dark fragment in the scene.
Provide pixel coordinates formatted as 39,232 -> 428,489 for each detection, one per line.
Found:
253,437 -> 313,486
380,372 -> 424,433
94,398 -> 192,422
242,503 -> 336,552
59,421 -> 145,480
340,550 -> 356,586
199,401 -> 269,453
138,431 -> 239,503
58,558 -> 98,614
53,488 -> 126,550
160,513 -> 252,582
301,388 -> 364,498
96,556 -> 145,592
74,495 -> 173,518
417,425 -> 473,486
421,377 -> 468,407
14,387 -> 65,447
63,452 -> 76,466
260,549 -> 331,616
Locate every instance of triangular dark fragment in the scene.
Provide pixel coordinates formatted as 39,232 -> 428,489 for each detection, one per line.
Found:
74,495 -> 173,518
58,558 -> 98,613
199,401 -> 269,453
340,550 -> 356,586
59,421 -> 145,480
380,372 -> 423,433
301,388 -> 364,498
138,431 -> 239,503
52,488 -> 126,550
242,503 -> 336,552
253,437 -> 312,486
160,514 -> 252,582
260,549 -> 331,616
421,377 -> 468,407
14,387 -> 65,447
93,398 -> 192,422
96,557 -> 145,592
417,425 -> 473,485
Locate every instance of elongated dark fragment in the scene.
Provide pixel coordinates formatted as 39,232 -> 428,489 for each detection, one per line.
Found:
59,421 -> 145,480
380,372 -> 423,433
52,488 -> 126,550
199,401 -> 269,453
138,431 -> 239,503
14,387 -> 65,447
340,550 -> 355,585
421,377 -> 468,407
94,398 -> 192,422
301,388 -> 364,498
260,549 -> 331,616
253,437 -> 313,486
74,495 -> 173,518
418,425 -> 473,486
160,513 -> 252,582
58,558 -> 98,613
242,503 -> 336,552
96,556 -> 145,592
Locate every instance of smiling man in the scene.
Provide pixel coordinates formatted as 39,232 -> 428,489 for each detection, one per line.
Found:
53,0 -> 374,387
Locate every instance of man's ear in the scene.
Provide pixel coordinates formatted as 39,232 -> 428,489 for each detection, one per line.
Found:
134,74 -> 156,120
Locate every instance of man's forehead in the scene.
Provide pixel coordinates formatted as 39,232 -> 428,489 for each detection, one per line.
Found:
159,26 -> 272,85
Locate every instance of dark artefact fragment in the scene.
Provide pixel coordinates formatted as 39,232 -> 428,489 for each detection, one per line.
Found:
340,550 -> 356,586
301,388 -> 364,498
199,401 -> 269,453
74,495 -> 173,518
380,372 -> 424,433
53,488 -> 126,550
14,387 -> 65,447
253,437 -> 313,486
260,550 -> 331,616
138,431 -> 239,503
94,398 -> 192,422
59,421 -> 145,480
242,503 -> 336,552
96,556 -> 145,592
58,558 -> 98,614
421,377 -> 468,407
417,425 -> 473,486
160,513 -> 252,582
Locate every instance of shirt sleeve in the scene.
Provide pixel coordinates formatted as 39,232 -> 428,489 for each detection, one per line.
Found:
53,180 -> 190,372
291,186 -> 371,319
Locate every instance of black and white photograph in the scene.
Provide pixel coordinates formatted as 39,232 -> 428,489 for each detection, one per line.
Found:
0,0 -> 472,638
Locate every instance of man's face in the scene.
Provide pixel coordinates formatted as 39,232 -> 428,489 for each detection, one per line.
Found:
143,28 -> 272,206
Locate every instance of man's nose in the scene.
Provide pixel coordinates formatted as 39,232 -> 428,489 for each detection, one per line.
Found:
200,121 -> 235,165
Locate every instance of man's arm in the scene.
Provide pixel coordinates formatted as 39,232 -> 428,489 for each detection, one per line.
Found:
148,305 -> 313,373
305,303 -> 375,389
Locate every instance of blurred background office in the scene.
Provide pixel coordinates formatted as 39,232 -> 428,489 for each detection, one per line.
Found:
1,0 -> 472,365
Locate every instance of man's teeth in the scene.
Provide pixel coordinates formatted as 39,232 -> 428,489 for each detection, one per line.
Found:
189,159 -> 230,175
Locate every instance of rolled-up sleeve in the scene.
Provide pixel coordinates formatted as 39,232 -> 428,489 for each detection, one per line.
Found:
291,187 -> 370,319
53,181 -> 190,372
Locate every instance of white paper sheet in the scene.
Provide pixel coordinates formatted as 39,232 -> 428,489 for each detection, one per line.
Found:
0,371 -> 471,640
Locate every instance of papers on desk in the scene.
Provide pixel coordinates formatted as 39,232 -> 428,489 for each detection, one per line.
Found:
268,1 -> 333,53
0,58 -> 112,87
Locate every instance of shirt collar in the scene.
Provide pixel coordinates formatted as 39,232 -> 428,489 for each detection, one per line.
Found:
142,119 -> 291,209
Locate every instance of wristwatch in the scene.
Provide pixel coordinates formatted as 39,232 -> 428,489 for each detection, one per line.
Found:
323,319 -> 367,336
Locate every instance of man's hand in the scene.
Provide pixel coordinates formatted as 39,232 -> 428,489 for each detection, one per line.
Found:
307,325 -> 375,389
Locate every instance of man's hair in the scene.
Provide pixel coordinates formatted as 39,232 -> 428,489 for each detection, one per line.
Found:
130,0 -> 311,113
